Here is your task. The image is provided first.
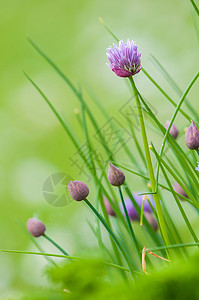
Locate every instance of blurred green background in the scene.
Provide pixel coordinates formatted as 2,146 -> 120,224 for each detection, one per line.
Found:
0,0 -> 198,297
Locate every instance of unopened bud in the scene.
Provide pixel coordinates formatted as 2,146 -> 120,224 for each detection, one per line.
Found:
104,197 -> 116,217
185,121 -> 199,150
108,162 -> 125,187
68,180 -> 89,201
144,212 -> 158,231
164,120 -> 179,139
173,182 -> 188,200
27,218 -> 46,237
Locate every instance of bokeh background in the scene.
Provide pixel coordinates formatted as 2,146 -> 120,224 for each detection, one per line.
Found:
0,0 -> 198,297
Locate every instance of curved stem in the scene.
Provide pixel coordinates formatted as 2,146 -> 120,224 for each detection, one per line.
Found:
84,199 -> 135,281
151,143 -> 199,244
43,234 -> 69,256
118,186 -> 141,265
0,249 -> 146,274
155,71 -> 199,188
129,76 -> 171,259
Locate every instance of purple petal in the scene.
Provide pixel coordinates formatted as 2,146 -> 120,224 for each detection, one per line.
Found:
111,66 -> 132,77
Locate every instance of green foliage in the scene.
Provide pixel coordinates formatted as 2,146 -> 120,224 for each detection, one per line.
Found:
47,259 -> 106,292
21,251 -> 199,300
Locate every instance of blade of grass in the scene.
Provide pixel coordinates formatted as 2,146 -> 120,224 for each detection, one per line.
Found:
142,68 -> 191,121
190,0 -> 199,16
124,185 -> 165,252
136,89 -> 199,191
0,249 -> 144,273
27,37 -> 113,158
84,199 -> 136,280
151,143 -> 199,244
156,72 -> 199,191
116,163 -> 195,205
118,186 -> 141,265
150,242 -> 199,252
98,17 -> 119,42
150,55 -> 198,121
150,147 -> 199,208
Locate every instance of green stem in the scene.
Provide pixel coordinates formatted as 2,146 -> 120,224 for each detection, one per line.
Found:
43,234 -> 69,256
0,249 -> 145,274
129,76 -> 171,258
155,71 -> 199,188
84,199 -> 135,281
118,186 -> 141,265
190,0 -> 199,16
151,144 -> 199,244
150,242 -> 199,252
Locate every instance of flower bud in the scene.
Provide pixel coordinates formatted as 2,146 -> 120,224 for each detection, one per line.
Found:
103,197 -> 116,217
144,212 -> 158,231
185,121 -> 199,150
164,120 -> 179,139
27,218 -> 46,237
68,180 -> 89,201
173,182 -> 188,200
108,162 -> 125,187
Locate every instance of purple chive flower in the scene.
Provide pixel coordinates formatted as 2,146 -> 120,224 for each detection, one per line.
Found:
106,39 -> 142,78
120,193 -> 155,221
196,162 -> 199,172
164,120 -> 179,139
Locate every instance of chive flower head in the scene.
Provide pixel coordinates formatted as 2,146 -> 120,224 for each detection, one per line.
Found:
106,39 -> 142,77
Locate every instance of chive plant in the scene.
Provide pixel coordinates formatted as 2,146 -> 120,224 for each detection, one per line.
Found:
1,2 -> 199,293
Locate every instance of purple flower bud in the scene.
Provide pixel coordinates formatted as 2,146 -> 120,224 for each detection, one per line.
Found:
27,218 -> 46,237
173,182 -> 189,200
164,120 -> 179,139
185,121 -> 199,150
144,212 -> 158,231
68,180 -> 89,201
108,162 -> 125,187
104,197 -> 116,217
196,162 -> 199,172
106,40 -> 142,78
120,193 -> 155,221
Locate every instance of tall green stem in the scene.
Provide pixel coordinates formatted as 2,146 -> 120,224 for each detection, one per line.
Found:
118,186 -> 141,265
129,76 -> 171,258
43,234 -> 69,256
84,199 -> 135,281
